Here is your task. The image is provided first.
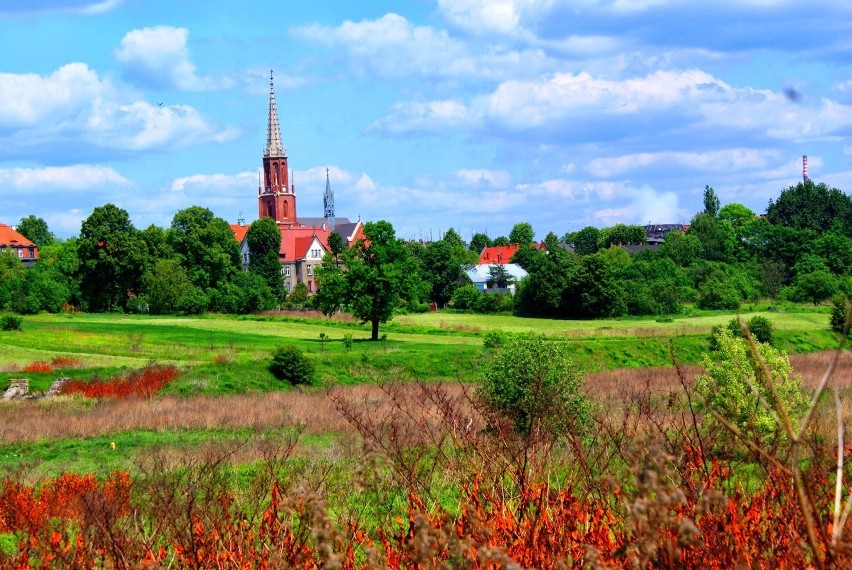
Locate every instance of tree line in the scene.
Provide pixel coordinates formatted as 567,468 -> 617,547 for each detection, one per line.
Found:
1,179 -> 850,338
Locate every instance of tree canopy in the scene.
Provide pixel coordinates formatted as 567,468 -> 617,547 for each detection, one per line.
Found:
316,220 -> 420,340
766,179 -> 852,235
246,217 -> 283,299
16,215 -> 55,247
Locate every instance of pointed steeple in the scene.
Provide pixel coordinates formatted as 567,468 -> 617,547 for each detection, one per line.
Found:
324,167 -> 335,229
264,70 -> 285,158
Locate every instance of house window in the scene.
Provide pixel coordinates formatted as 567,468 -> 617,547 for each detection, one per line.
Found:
311,248 -> 321,258
284,266 -> 291,277
17,249 -> 22,258
309,280 -> 313,292
307,265 -> 313,276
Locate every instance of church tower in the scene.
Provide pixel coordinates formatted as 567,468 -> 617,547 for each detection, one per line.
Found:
258,71 -> 297,225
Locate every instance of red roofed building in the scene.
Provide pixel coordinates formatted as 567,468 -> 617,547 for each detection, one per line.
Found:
0,224 -> 39,268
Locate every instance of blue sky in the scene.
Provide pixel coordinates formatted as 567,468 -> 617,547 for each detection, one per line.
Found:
1,0 -> 851,241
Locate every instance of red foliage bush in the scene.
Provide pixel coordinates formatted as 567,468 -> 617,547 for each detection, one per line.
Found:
50,356 -> 85,369
22,361 -> 52,373
60,365 -> 179,399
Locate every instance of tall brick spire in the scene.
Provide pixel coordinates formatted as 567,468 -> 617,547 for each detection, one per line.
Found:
258,70 -> 296,224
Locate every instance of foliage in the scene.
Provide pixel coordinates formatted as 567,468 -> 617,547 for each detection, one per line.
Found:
788,270 -> 838,304
689,212 -> 734,262
479,336 -> 590,437
0,314 -> 22,331
508,222 -> 535,245
697,277 -> 741,310
77,204 -> 148,312
486,264 -> 514,289
703,184 -> 720,217
168,206 -> 241,293
767,178 -> 852,234
469,232 -> 490,253
450,283 -> 481,310
210,271 -> 275,314
482,329 -> 509,348
598,223 -> 646,249
269,344 -> 315,385
61,365 -> 179,399
287,282 -> 310,306
830,295 -> 851,333
745,315 -> 774,344
247,217 -> 283,298
566,225 -> 601,256
326,231 -> 345,258
15,214 -> 55,247
315,220 -> 420,340
659,230 -> 701,267
697,329 -> 807,445
143,258 -> 194,314
718,202 -> 754,227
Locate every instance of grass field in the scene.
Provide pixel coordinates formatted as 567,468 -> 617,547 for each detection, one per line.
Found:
0,304 -> 843,478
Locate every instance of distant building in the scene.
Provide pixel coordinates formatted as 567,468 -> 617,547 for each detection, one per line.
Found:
478,242 -> 546,265
464,264 -> 527,295
643,223 -> 688,245
232,72 -> 363,293
0,224 -> 39,268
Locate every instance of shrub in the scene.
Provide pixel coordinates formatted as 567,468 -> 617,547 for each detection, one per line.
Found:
479,336 -> 590,437
342,333 -> 354,351
269,345 -> 315,385
697,329 -> 807,446
60,365 -> 179,399
451,284 -> 481,310
830,295 -> 851,334
482,330 -> 508,349
697,278 -> 741,310
0,314 -> 22,331
746,315 -> 774,344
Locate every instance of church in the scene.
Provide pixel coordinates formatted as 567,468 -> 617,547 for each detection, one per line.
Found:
232,72 -> 363,294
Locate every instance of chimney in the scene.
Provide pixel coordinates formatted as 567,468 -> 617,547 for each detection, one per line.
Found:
803,155 -> 809,182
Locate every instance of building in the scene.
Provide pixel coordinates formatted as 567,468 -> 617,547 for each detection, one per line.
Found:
233,72 -> 363,293
643,224 -> 688,245
464,264 -> 527,295
0,224 -> 39,268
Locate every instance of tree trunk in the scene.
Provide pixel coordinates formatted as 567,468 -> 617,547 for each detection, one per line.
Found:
371,319 -> 379,341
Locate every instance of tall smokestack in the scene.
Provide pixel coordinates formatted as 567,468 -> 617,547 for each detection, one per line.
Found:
803,155 -> 809,182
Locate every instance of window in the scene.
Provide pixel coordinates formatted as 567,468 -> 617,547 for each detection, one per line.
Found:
16,248 -> 22,258
307,265 -> 312,276
284,266 -> 291,277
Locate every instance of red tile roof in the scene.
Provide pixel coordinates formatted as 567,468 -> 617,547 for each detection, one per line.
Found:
479,244 -> 519,264
278,226 -> 331,261
230,223 -> 249,243
0,224 -> 39,260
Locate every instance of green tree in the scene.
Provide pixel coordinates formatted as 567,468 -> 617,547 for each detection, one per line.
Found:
327,231 -> 345,258
492,236 -> 510,247
697,329 -> 807,446
16,215 -> 55,247
718,203 -> 755,228
140,224 -> 173,261
598,224 -> 646,249
479,336 -> 590,437
441,227 -> 466,250
269,345 -> 315,385
211,271 -> 275,314
508,222 -> 534,245
246,217 -> 283,298
316,220 -> 420,340
77,204 -> 148,312
688,213 -> 734,262
0,251 -> 25,310
451,283 -> 482,310
659,230 -> 701,267
168,206 -> 240,293
567,226 -> 601,256
487,264 -> 514,289
144,258 -> 194,314
767,179 -> 852,235
421,240 -> 464,306
469,232 -> 490,253
703,185 -> 720,217
791,271 -> 838,304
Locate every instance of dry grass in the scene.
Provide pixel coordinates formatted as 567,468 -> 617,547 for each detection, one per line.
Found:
0,350 -> 845,446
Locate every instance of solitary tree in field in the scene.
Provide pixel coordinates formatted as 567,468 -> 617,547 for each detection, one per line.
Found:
315,220 -> 420,340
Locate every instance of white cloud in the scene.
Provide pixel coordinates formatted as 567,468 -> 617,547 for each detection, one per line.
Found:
587,148 -> 780,177
171,171 -> 257,192
437,0 -> 555,34
115,26 -> 231,91
0,165 -> 131,191
294,13 -> 554,81
0,64 -> 233,156
594,186 -> 680,225
370,100 -> 470,134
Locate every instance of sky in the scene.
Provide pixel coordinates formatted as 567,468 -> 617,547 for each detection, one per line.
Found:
1,0 -> 851,241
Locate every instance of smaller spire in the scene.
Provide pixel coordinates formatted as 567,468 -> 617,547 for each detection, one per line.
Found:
324,167 -> 335,229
